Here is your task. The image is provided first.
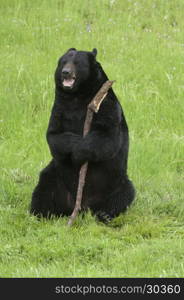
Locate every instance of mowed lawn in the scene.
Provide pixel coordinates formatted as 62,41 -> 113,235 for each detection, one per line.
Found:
0,0 -> 183,277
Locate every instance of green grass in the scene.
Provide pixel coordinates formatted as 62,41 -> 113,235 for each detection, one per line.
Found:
0,0 -> 183,277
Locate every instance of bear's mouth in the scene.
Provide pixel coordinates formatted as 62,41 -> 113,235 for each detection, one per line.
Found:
62,77 -> 76,89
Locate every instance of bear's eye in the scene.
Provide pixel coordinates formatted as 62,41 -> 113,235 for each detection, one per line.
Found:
62,59 -> 67,65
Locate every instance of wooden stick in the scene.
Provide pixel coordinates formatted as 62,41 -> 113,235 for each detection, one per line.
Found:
68,80 -> 115,226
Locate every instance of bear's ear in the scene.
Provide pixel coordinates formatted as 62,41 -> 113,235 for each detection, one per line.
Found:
92,48 -> 97,58
67,48 -> 76,52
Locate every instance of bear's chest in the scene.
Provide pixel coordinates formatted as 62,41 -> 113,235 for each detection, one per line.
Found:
60,99 -> 88,135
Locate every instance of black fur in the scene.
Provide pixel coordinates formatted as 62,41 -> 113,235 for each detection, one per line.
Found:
30,48 -> 135,222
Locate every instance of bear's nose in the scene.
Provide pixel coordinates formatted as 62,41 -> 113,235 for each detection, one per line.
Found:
62,68 -> 71,76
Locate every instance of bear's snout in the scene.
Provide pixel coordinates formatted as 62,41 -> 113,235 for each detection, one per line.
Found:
61,62 -> 76,89
62,66 -> 73,76
62,62 -> 75,77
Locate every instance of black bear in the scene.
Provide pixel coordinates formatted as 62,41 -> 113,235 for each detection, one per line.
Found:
30,48 -> 135,223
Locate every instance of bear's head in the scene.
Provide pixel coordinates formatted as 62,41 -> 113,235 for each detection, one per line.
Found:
55,48 -> 98,92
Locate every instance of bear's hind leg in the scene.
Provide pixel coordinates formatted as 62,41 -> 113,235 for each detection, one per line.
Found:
30,161 -> 62,218
94,178 -> 135,223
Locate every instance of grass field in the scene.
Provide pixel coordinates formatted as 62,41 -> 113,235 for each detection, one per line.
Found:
0,0 -> 183,277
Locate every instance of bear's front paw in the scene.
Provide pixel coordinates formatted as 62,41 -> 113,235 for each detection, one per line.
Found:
72,147 -> 91,166
72,150 -> 86,166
